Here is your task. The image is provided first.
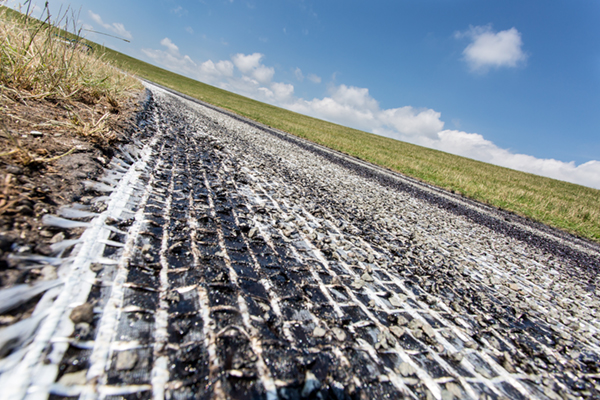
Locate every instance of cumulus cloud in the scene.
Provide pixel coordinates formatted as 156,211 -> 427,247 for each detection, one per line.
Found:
88,11 -> 132,40
231,53 -> 274,83
138,43 -> 600,189
232,53 -> 263,74
378,107 -> 444,139
142,38 -> 197,79
433,130 -> 600,188
160,38 -> 180,55
457,25 -> 527,72
199,60 -> 234,79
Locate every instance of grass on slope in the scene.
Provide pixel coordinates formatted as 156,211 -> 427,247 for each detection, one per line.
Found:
0,5 -> 140,104
98,45 -> 600,244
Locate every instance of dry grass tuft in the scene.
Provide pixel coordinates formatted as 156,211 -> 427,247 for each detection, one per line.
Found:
0,3 -> 142,159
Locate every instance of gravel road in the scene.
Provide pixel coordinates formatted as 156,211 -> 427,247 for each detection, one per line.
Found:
1,82 -> 599,400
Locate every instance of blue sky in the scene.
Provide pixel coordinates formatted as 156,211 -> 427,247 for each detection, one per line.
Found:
10,0 -> 600,188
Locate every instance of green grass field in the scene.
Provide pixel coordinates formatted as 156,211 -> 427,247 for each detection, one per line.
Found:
67,42 -> 600,244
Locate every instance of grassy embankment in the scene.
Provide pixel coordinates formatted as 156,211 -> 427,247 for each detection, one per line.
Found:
0,4 -> 142,158
4,4 -> 594,243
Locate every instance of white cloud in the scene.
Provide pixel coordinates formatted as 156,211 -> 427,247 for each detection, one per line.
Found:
142,47 -> 197,75
141,38 -> 197,80
307,73 -> 321,84
160,38 -> 180,55
185,26 -> 194,34
199,60 -> 234,81
253,65 -> 275,84
378,107 -> 444,139
457,25 -> 527,72
288,85 -> 379,132
232,53 -> 274,84
271,82 -> 295,101
138,44 -> 600,189
88,11 -> 132,40
232,53 -> 263,74
294,68 -> 304,81
433,130 -> 600,188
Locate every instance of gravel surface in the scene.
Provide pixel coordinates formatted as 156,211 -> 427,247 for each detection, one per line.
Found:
1,82 -> 599,400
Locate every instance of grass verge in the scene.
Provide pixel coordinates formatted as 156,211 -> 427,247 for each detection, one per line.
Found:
92,35 -> 599,244
0,4 -> 142,161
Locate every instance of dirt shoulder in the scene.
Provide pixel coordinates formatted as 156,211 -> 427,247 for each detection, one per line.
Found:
0,89 -> 145,303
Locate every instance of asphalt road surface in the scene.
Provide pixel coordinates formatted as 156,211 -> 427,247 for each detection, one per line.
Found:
1,82 -> 599,400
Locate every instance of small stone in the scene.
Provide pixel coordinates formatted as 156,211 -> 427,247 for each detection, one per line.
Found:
361,272 -> 374,282
70,303 -> 94,324
248,227 -> 258,238
390,326 -> 405,338
408,318 -> 424,330
313,326 -> 327,338
57,369 -> 87,386
396,315 -> 409,326
570,350 -> 580,359
422,324 -> 436,338
332,327 -> 347,341
397,362 -> 416,376
30,130 -> 43,137
39,230 -> 54,238
389,296 -> 403,307
351,279 -> 364,290
116,350 -> 138,371
449,351 -> 464,363
464,340 -> 477,349
141,244 -> 151,253
50,232 -> 65,244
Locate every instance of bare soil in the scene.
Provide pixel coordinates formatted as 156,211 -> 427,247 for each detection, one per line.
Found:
0,90 -> 144,294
